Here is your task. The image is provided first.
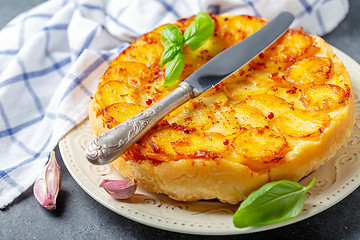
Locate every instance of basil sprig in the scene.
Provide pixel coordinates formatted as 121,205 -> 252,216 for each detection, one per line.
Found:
165,52 -> 185,86
184,12 -> 215,51
233,178 -> 316,228
160,12 -> 214,86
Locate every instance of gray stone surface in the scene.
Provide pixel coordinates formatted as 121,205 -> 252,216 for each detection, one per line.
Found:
1,0 -> 360,239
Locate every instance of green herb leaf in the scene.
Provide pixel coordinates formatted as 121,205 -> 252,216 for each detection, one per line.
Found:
160,13 -> 215,87
160,44 -> 181,67
162,52 -> 185,87
161,24 -> 184,49
184,12 -> 215,51
233,178 -> 316,228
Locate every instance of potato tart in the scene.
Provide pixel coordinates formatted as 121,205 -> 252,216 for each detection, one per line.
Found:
88,14 -> 355,204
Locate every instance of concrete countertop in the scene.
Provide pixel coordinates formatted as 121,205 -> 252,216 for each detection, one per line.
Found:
1,0 -> 360,239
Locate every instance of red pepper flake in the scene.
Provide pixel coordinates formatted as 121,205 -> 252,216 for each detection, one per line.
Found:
271,86 -> 278,91
269,72 -> 278,79
145,99 -> 153,105
213,102 -> 221,109
267,112 -> 274,119
239,69 -> 246,76
223,139 -> 229,145
286,89 -> 296,94
258,52 -> 265,58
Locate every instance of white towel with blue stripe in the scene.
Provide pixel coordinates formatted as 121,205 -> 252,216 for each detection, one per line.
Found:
0,0 -> 349,208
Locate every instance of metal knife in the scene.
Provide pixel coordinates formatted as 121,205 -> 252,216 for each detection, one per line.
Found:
86,12 -> 294,165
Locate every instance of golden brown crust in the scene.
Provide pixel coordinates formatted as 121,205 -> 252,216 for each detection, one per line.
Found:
88,14 -> 355,204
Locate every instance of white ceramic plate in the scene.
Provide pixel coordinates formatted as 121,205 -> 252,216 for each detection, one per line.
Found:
59,48 -> 360,235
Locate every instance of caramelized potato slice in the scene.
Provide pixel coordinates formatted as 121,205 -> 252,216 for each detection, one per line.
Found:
217,15 -> 267,47
241,94 -> 294,119
275,109 -> 331,138
128,134 -> 173,162
285,57 -> 332,87
198,90 -> 228,108
300,84 -> 349,111
100,61 -> 152,87
267,29 -> 313,62
222,71 -> 270,101
232,127 -> 287,161
166,91 -> 227,130
172,132 -> 228,158
147,127 -> 188,157
103,102 -> 146,128
95,81 -> 137,108
114,32 -> 163,69
167,101 -> 215,131
213,103 -> 268,135
137,83 -> 173,106
249,29 -> 313,71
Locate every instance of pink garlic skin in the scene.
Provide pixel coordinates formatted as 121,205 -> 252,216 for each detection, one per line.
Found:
33,151 -> 61,210
100,179 -> 137,200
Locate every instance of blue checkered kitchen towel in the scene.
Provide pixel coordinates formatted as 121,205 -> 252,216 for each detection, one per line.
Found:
0,0 -> 349,208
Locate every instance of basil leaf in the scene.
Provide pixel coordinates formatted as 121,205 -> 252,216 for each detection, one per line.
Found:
162,52 -> 184,87
160,13 -> 214,87
161,24 -> 184,49
233,178 -> 316,228
160,44 -> 181,67
184,12 -> 215,51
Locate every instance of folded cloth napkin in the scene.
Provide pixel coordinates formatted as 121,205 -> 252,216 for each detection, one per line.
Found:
0,0 -> 349,209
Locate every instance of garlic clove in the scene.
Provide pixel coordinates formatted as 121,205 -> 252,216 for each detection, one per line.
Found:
33,151 -> 61,210
100,179 -> 137,200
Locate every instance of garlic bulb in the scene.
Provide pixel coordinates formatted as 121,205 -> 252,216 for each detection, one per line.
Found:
33,151 -> 61,210
100,179 -> 137,200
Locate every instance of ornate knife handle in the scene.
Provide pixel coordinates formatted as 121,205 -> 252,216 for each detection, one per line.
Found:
86,83 -> 194,165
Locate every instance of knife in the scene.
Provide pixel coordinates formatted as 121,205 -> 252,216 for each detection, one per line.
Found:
86,12 -> 294,165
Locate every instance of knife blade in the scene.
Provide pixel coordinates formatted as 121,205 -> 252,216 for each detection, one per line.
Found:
86,12 -> 294,165
183,12 -> 294,95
